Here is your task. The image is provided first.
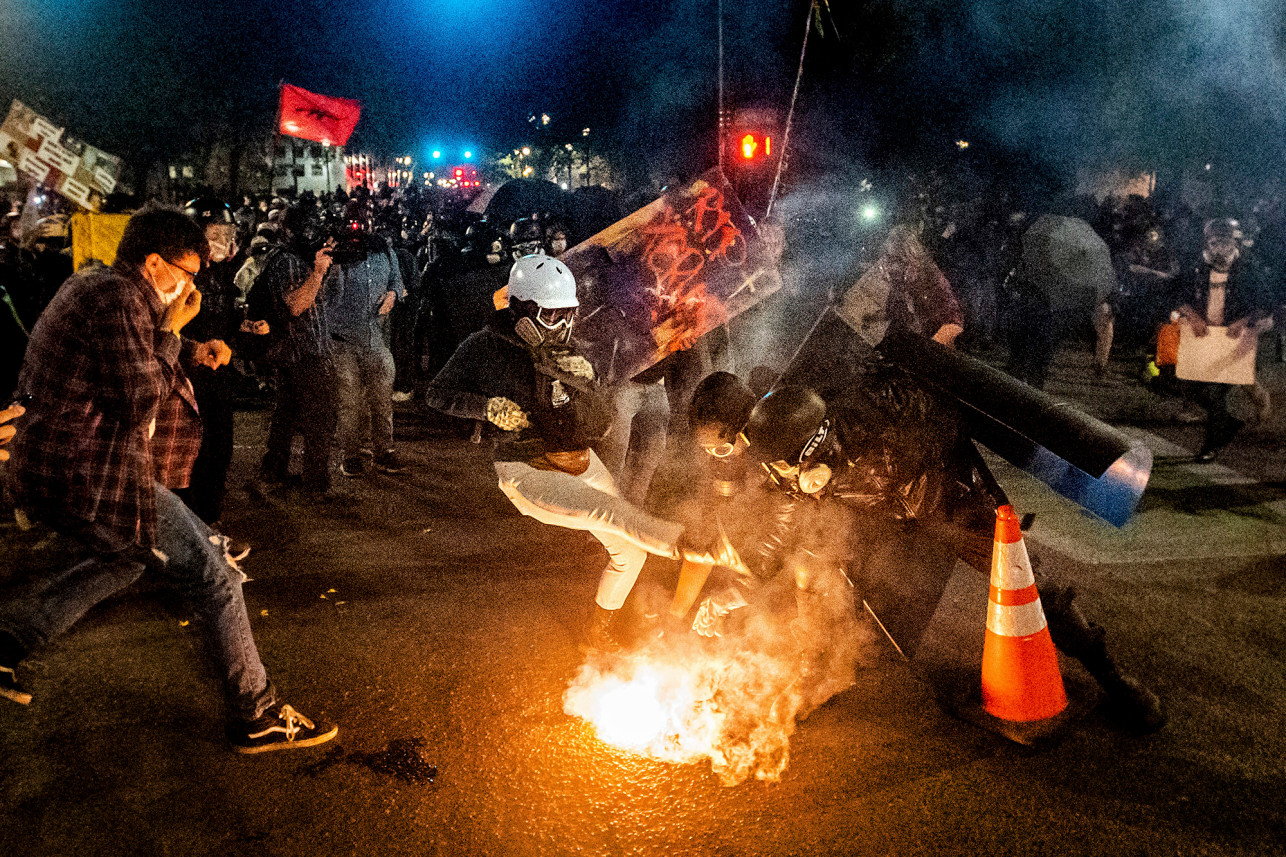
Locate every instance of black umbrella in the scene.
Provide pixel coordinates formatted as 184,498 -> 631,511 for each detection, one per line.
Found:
482,179 -> 566,227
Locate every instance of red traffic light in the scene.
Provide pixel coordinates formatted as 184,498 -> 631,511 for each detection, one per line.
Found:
737,132 -> 772,161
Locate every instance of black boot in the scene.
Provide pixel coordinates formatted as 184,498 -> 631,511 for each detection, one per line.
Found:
1040,582 -> 1167,734
581,605 -> 624,655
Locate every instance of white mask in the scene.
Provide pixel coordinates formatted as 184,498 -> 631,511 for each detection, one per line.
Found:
159,278 -> 186,305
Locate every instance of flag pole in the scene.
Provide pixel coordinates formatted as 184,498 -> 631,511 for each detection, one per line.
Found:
717,0 -> 724,176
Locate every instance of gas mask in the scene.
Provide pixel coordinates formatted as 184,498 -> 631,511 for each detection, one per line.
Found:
1203,239 -> 1239,273
486,240 -> 505,266
548,236 -> 568,257
514,305 -> 576,348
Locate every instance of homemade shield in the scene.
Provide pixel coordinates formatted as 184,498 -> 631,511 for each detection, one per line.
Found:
0,100 -> 122,211
777,307 -> 1151,527
68,212 -> 130,270
562,169 -> 783,383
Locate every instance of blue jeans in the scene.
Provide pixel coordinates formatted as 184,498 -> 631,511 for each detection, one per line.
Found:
0,485 -> 276,722
333,341 -> 395,460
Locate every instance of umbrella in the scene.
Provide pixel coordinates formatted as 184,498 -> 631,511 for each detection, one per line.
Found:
482,179 -> 566,226
1018,215 -> 1116,315
465,183 -> 499,215
567,186 -> 621,241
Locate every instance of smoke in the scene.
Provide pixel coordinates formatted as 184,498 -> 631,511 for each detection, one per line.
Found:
565,499 -> 874,786
726,169 -> 881,376
958,0 -> 1286,174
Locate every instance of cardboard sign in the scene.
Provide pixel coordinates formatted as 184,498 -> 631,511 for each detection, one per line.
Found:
1175,322 -> 1257,385
0,100 -> 122,210
562,168 -> 783,383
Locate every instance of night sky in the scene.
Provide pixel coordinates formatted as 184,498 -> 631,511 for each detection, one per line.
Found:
2,0 -> 1284,184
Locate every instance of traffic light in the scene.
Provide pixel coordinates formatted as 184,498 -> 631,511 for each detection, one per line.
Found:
738,132 -> 771,162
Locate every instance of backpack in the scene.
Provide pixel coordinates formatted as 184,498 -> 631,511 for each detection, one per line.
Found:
244,247 -> 290,335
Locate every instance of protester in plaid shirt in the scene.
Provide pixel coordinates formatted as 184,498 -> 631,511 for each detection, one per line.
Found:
0,207 -> 338,754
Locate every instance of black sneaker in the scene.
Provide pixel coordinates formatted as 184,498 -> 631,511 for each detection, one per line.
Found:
229,704 -> 337,754
373,450 -> 407,474
0,665 -> 32,706
339,457 -> 367,478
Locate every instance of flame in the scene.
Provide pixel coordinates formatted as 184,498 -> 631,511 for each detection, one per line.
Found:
585,669 -> 668,749
567,644 -> 806,786
566,553 -> 868,786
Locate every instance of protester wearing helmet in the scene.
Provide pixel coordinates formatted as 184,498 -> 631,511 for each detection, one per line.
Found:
738,382 -> 1164,733
1173,218 -> 1274,462
426,254 -> 730,650
254,203 -> 340,497
509,217 -> 545,260
174,199 -> 255,533
323,199 -> 406,477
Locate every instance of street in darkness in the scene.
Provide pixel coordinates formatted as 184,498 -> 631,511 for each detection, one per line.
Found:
2,345 -> 1282,856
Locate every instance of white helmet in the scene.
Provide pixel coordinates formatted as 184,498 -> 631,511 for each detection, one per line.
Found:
507,254 -> 578,309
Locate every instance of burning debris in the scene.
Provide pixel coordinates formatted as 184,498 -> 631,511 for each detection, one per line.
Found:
565,549 -> 872,786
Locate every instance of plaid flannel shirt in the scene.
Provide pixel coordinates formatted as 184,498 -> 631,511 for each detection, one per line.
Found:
7,263 -> 201,548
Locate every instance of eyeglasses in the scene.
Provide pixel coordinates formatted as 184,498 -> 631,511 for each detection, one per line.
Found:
163,257 -> 201,283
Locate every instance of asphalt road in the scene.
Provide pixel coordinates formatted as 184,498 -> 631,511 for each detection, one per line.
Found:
1,347 -> 1283,856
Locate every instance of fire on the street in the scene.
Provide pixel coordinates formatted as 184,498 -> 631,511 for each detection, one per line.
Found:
573,664 -> 676,750
567,648 -> 788,785
566,552 -> 867,785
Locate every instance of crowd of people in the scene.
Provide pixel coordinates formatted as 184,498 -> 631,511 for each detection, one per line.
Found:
2,167 -> 1282,752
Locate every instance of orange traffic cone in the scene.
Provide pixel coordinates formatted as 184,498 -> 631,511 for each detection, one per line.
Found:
981,505 -> 1067,724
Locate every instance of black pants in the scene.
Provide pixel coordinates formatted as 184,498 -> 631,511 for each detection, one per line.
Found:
261,358 -> 337,489
175,366 -> 235,524
391,292 -> 422,394
1187,381 -> 1244,453
1006,292 -> 1057,390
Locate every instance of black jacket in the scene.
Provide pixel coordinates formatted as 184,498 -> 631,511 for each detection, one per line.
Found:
426,309 -> 610,459
1172,260 -> 1271,325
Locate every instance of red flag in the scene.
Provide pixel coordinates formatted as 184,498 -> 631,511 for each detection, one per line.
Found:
277,84 -> 361,146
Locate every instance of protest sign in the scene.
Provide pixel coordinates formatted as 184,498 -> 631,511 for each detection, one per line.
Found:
562,168 -> 783,383
0,100 -> 123,210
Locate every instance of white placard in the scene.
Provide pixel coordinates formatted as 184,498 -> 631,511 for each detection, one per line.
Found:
17,149 -> 49,182
92,165 -> 117,194
60,176 -> 93,209
1175,322 -> 1258,385
30,116 -> 62,144
37,137 -> 79,174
